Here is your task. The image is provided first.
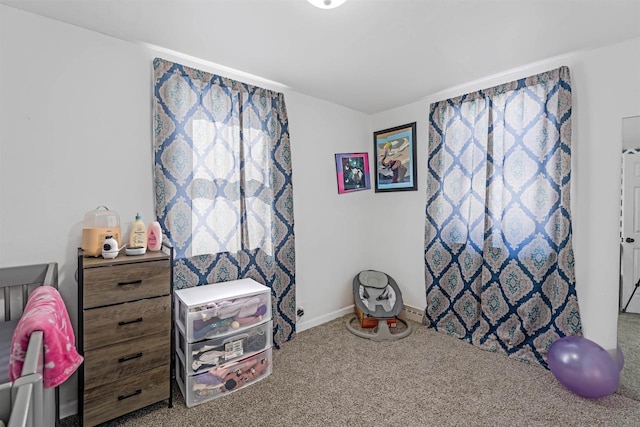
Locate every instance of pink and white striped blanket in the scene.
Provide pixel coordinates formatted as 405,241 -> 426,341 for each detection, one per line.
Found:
9,286 -> 83,388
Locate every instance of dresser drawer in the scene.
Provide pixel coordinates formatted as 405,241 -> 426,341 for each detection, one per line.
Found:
83,259 -> 170,308
83,296 -> 171,350
83,364 -> 170,427
84,331 -> 171,389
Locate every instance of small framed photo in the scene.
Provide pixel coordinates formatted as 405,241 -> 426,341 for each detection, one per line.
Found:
335,152 -> 371,194
373,122 -> 417,192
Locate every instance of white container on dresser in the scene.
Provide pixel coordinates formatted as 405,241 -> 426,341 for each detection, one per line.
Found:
174,278 -> 273,407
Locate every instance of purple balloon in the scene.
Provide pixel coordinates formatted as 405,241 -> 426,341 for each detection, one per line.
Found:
548,336 -> 620,399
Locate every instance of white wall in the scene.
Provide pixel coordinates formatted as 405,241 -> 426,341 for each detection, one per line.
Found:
0,5 -> 374,415
286,92 -> 376,330
364,106 -> 429,309
0,10 -> 156,414
371,37 -> 640,353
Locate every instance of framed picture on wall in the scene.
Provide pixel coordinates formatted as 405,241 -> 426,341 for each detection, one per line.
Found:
373,122 -> 417,192
335,152 -> 371,194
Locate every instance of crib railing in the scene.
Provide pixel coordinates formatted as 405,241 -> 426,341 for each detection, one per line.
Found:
8,379 -> 37,427
7,331 -> 44,427
0,263 -> 59,427
1,263 -> 58,321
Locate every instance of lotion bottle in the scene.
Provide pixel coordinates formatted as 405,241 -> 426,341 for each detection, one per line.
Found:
129,213 -> 147,250
147,221 -> 162,251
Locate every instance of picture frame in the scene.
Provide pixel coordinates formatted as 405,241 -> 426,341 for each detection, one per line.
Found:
373,122 -> 417,192
335,152 -> 371,194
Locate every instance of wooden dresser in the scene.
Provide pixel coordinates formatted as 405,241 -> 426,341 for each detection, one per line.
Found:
77,247 -> 173,426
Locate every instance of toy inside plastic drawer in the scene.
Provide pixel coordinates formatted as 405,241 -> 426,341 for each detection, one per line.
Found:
176,348 -> 272,408
176,320 -> 273,375
175,288 -> 272,342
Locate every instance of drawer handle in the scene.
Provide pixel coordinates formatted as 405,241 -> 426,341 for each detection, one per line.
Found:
118,317 -> 143,326
117,279 -> 142,286
117,389 -> 142,401
118,353 -> 143,363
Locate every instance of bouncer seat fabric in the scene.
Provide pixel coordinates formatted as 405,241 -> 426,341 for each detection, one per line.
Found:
347,270 -> 411,341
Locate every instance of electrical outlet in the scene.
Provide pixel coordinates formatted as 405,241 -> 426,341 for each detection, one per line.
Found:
400,305 -> 424,323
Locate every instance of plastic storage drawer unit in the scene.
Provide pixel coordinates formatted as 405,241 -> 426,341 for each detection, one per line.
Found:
175,348 -> 272,407
174,279 -> 272,342
176,320 -> 273,375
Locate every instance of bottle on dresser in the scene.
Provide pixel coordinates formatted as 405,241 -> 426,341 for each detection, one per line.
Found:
129,213 -> 147,253
147,220 -> 162,251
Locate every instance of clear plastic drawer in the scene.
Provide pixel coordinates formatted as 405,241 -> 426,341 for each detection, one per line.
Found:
174,279 -> 272,342
175,320 -> 272,375
175,348 -> 272,407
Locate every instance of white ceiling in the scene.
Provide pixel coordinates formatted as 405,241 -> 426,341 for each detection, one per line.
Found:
2,0 -> 639,114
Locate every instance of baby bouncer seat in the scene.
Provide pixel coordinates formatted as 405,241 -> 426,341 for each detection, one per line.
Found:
346,270 -> 412,341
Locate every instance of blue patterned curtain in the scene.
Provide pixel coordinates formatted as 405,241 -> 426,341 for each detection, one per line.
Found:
152,58 -> 295,346
424,66 -> 581,367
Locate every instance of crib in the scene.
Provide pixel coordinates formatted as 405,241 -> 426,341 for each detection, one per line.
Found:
0,263 -> 59,427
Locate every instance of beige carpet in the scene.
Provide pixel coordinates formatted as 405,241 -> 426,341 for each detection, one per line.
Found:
618,312 -> 640,401
62,315 -> 640,426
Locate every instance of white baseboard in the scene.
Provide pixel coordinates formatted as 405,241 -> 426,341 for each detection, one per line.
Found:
399,304 -> 424,323
296,304 -> 425,332
296,305 -> 354,333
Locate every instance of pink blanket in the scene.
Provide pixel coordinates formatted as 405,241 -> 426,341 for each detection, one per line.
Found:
9,286 -> 83,388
